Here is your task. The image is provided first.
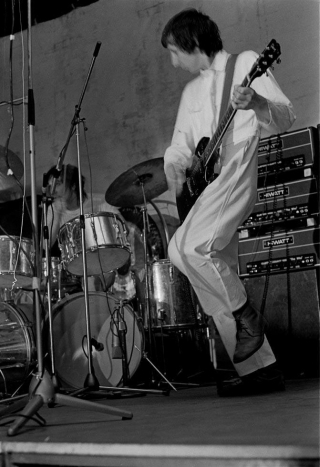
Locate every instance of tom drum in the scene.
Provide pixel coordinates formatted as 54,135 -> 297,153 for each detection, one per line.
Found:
58,212 -> 130,276
0,236 -> 34,288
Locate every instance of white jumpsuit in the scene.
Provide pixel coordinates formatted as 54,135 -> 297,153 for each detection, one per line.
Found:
164,49 -> 296,376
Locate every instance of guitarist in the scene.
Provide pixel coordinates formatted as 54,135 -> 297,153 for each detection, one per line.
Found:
161,8 -> 296,396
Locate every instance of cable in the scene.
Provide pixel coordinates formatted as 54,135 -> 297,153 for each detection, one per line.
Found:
260,135 -> 283,316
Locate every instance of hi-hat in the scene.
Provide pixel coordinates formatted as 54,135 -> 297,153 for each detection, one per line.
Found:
0,145 -> 24,180
105,158 -> 168,207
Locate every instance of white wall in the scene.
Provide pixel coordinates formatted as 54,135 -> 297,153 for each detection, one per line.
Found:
0,0 -> 319,236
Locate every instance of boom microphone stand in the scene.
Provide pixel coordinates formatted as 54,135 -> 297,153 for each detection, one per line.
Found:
0,13 -> 132,435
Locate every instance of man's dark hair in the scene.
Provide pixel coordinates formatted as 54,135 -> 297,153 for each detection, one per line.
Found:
161,8 -> 223,57
47,164 -> 87,203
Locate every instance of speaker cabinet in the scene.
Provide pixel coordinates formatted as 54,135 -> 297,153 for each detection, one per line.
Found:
243,268 -> 320,377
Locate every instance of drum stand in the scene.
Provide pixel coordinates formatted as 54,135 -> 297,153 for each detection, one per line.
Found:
105,298 -> 175,395
134,178 -> 177,392
0,39 -> 133,436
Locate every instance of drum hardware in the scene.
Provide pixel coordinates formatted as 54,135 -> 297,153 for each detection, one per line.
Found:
108,298 -> 175,393
105,159 -> 179,392
133,343 -> 177,392
130,179 -> 174,390
0,41 -> 132,437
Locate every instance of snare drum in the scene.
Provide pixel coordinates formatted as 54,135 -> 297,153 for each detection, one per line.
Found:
58,212 -> 130,276
52,292 -> 144,388
0,236 -> 34,288
150,259 -> 197,329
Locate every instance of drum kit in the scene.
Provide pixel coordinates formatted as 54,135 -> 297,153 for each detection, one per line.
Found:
0,42 -> 209,437
0,156 -> 205,401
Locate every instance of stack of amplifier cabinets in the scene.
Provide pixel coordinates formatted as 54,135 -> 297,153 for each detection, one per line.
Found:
238,126 -> 320,377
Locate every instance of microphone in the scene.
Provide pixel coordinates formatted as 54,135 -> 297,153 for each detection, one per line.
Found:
112,315 -> 122,359
91,338 -> 104,352
49,166 -> 62,197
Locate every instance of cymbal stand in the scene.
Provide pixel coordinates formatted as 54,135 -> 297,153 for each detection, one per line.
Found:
0,36 -> 132,436
137,177 -> 176,392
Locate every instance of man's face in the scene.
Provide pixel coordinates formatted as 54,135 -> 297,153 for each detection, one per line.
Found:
167,43 -> 203,74
48,175 -> 66,199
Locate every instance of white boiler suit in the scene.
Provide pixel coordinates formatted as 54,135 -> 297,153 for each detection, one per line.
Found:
164,50 -> 296,377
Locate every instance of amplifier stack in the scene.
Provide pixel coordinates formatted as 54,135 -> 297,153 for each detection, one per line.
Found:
238,126 -> 319,278
237,126 -> 320,376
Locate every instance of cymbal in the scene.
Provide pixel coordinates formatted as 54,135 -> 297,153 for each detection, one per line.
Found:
0,145 -> 24,180
105,158 -> 168,207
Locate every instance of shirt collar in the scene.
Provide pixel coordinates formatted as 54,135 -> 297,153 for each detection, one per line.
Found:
200,50 -> 229,77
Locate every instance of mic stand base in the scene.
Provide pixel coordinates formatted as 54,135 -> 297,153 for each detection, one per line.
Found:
0,369 -> 133,437
67,379 -> 169,399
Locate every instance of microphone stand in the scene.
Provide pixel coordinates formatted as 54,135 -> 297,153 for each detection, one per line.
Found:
41,173 -> 59,390
0,29 -> 132,436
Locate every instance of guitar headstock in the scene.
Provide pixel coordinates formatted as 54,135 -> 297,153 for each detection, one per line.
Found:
249,39 -> 281,80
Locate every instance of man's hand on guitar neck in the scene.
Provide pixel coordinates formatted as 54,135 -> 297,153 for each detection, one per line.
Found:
231,84 -> 270,122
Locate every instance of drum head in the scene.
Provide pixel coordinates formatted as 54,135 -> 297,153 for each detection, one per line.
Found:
52,292 -> 143,389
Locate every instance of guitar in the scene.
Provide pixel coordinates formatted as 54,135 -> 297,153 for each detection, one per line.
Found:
176,39 -> 281,222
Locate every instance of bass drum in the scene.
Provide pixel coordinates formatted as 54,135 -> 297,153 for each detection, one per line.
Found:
52,292 -> 144,389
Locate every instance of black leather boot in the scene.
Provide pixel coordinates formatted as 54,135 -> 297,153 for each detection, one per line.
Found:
232,301 -> 265,363
217,363 -> 285,397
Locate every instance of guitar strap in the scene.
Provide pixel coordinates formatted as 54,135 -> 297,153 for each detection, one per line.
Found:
218,53 -> 238,125
212,54 -> 238,175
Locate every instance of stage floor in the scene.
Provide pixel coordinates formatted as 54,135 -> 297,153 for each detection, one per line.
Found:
0,376 -> 319,466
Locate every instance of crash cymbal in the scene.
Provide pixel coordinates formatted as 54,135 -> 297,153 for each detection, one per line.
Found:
105,158 -> 167,207
0,145 -> 24,180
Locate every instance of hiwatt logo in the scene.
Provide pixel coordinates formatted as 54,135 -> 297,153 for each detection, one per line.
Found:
263,235 -> 294,249
258,186 -> 289,201
258,139 -> 283,154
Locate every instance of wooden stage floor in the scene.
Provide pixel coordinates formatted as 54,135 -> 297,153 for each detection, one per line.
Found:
0,376 -> 319,466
